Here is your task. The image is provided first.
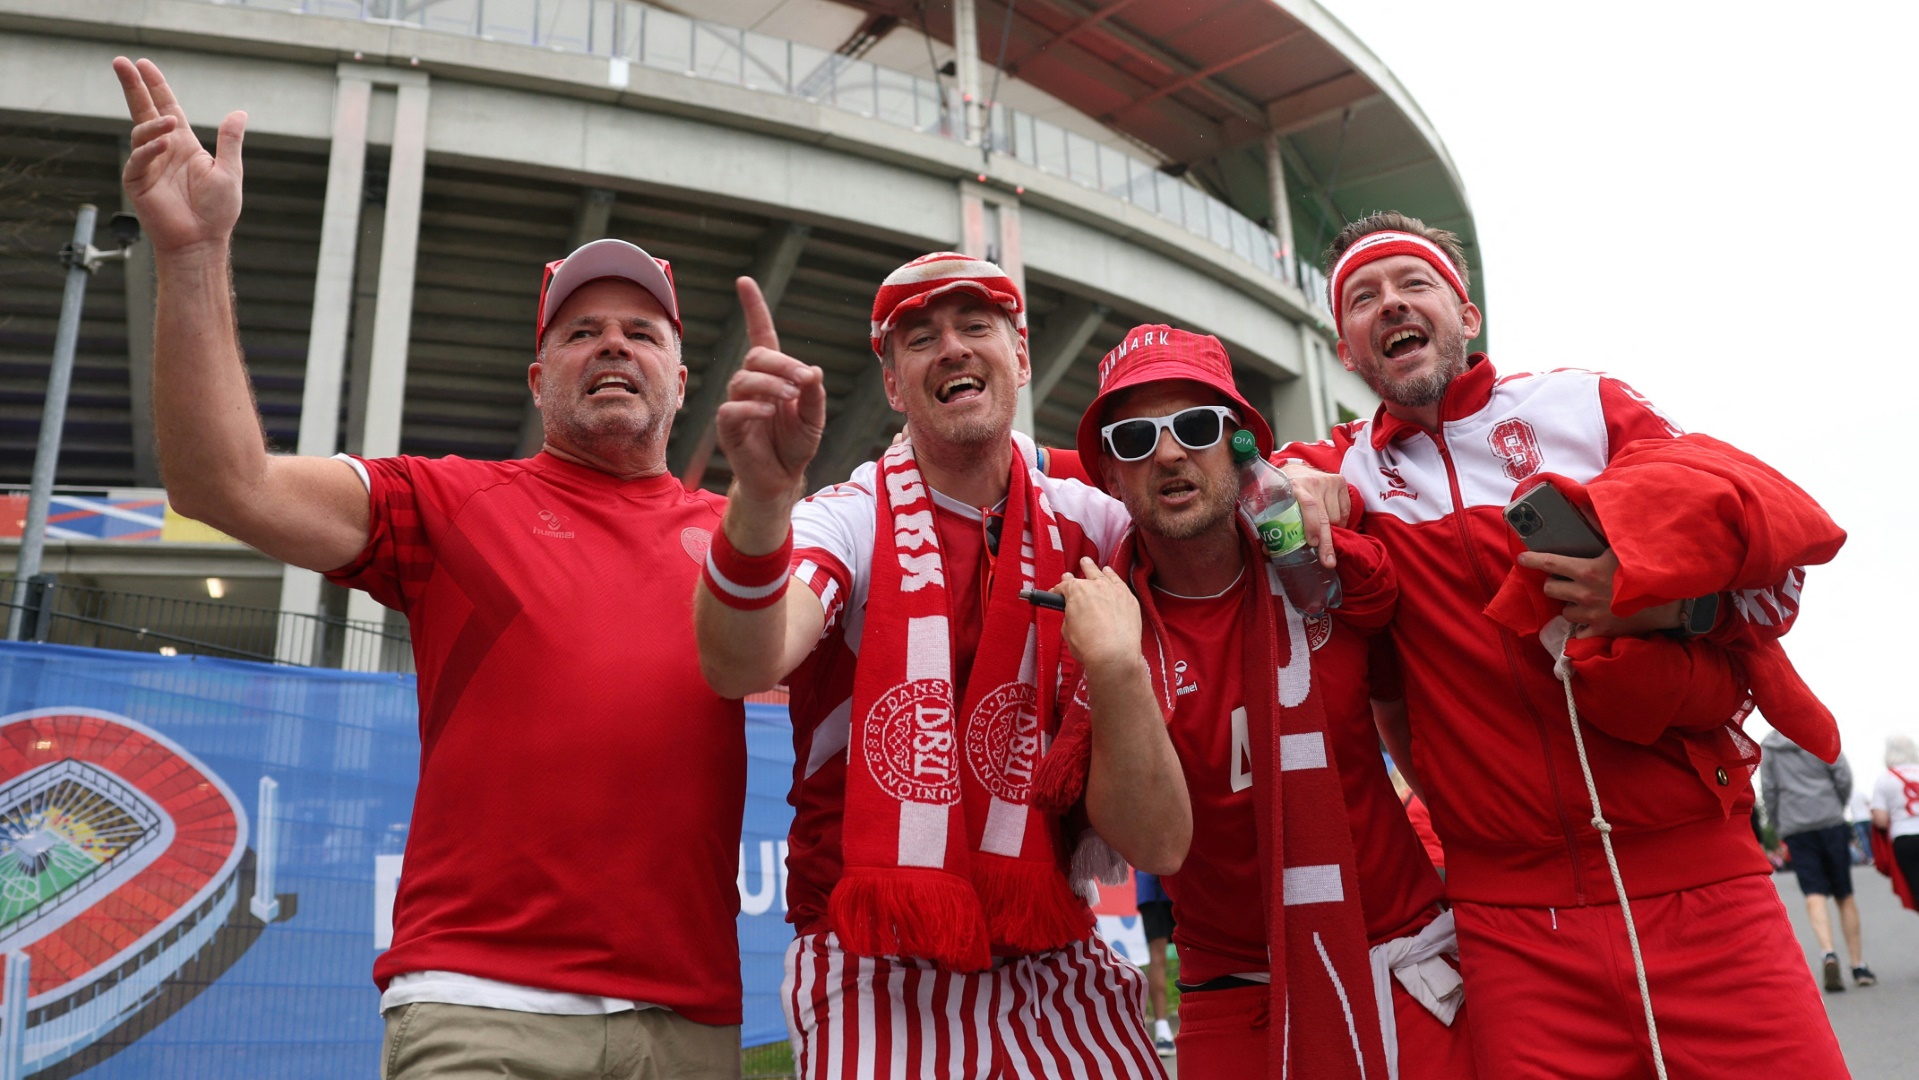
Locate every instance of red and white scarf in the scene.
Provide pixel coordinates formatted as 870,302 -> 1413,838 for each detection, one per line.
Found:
828,441 -> 1092,971
1039,527 -> 1386,1079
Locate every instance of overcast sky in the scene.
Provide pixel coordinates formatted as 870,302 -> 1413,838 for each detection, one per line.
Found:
1316,0 -> 1918,770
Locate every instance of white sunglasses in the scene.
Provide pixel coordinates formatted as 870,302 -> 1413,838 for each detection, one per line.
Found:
1100,406 -> 1240,462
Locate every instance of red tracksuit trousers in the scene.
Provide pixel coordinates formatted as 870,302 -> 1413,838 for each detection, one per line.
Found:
1452,874 -> 1849,1079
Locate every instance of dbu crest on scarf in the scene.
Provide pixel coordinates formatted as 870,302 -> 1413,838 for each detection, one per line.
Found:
864,680 -> 961,804
965,682 -> 1041,802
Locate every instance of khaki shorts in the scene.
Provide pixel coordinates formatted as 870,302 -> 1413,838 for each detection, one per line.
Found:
382,1002 -> 742,1080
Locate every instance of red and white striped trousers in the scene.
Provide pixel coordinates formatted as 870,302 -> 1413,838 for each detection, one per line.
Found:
782,932 -> 1169,1080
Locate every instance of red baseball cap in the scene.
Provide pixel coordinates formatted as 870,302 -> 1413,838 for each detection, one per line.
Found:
536,239 -> 681,350
1074,325 -> 1273,467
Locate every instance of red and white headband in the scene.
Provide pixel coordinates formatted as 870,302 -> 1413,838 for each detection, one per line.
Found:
1327,230 -> 1468,338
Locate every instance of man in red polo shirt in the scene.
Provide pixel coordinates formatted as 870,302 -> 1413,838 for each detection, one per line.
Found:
1048,327 -> 1474,1080
117,57 -> 746,1078
1278,211 -> 1848,1078
694,254 -> 1183,1078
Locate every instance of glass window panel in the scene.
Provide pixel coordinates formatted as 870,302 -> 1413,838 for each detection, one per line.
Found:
1097,146 -> 1130,199
692,22 -> 743,83
1232,215 -> 1255,263
478,0 -> 536,44
985,103 -> 1008,153
1181,185 -> 1208,235
877,67 -> 918,129
587,0 -> 617,54
791,43 -> 837,102
1153,173 -> 1183,225
1066,132 -> 1098,187
540,0 -> 593,52
641,6 -> 692,72
614,1 -> 643,61
309,0 -> 369,18
1034,120 -> 1068,176
1014,112 -> 1038,166
835,59 -> 877,117
913,78 -> 944,133
743,32 -> 789,93
1207,197 -> 1233,249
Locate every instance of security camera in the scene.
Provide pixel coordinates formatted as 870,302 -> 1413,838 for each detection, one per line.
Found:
106,211 -> 141,247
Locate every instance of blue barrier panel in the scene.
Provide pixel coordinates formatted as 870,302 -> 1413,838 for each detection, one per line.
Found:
0,641 -> 801,1075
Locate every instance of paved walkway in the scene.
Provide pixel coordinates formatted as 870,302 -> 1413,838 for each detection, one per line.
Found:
1771,866 -> 1918,1077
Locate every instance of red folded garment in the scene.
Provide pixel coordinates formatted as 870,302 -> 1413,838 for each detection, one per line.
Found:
1484,433 -> 1845,762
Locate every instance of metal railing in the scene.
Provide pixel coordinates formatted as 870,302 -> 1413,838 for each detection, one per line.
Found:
0,575 -> 414,674
208,0 -> 1331,307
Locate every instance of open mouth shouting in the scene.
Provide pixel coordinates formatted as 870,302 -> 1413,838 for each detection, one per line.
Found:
1379,325 -> 1429,360
587,371 -> 640,395
1156,474 -> 1201,506
935,374 -> 986,404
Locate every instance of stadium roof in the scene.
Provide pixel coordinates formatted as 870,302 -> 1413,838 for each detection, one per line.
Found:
802,0 -> 1482,302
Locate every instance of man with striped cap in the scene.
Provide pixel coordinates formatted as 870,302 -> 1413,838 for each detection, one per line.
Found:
695,254 -> 1183,1077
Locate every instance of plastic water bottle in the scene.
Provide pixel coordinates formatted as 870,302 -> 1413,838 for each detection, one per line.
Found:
1231,430 -> 1342,615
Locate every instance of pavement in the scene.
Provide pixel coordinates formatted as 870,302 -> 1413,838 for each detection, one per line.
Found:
1771,866 -> 1918,1078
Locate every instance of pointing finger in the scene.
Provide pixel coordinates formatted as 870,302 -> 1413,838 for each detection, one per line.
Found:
736,276 -> 780,353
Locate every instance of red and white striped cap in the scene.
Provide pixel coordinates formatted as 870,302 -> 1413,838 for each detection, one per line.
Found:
869,252 -> 1026,359
1327,229 -> 1468,338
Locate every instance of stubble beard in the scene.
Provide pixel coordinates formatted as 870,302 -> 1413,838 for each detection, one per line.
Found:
1125,469 -> 1239,542
543,383 -> 675,461
1358,331 -> 1470,409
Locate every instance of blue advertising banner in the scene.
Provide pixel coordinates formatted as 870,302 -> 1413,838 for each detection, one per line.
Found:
0,640 -> 804,1077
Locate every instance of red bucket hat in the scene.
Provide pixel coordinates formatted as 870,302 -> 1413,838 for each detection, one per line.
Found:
536,239 -> 681,350
1074,325 -> 1273,468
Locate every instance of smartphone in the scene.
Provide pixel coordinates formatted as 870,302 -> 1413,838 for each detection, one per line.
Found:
1503,484 -> 1607,559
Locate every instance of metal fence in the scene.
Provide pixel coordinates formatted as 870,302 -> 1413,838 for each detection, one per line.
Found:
206,0 -> 1331,305
1,575 -> 414,674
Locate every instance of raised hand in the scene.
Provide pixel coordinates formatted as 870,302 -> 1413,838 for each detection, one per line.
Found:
715,277 -> 826,509
113,57 -> 246,258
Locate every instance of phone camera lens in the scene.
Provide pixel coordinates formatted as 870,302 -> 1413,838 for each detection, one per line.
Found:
1512,505 -> 1541,536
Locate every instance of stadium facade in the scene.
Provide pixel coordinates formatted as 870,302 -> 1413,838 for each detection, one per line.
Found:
0,0 -> 1479,657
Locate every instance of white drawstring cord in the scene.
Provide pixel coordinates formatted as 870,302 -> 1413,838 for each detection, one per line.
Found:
1555,643 -> 1669,1080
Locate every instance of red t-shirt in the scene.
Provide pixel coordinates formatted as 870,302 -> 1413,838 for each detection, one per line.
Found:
782,446 -> 1132,940
327,453 -> 746,1025
1153,563 -> 1444,984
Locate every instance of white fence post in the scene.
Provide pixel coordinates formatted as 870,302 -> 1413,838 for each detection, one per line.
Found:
1,950 -> 30,1080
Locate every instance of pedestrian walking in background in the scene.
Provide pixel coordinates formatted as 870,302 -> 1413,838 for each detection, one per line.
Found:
1135,871 -> 1177,1055
1762,732 -> 1876,991
1868,734 -> 1919,911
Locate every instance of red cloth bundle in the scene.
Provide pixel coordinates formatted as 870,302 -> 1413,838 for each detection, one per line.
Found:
1484,433 -> 1845,763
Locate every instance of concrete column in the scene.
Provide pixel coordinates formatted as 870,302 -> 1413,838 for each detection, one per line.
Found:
1265,132 -> 1298,288
345,200 -> 386,457
358,78 -> 430,461
953,0 -> 984,146
1270,321 -> 1332,444
344,75 -> 430,643
278,70 -> 373,660
1028,297 -> 1109,410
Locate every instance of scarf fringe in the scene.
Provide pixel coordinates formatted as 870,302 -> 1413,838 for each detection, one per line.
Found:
1069,830 -> 1130,904
972,854 -> 1094,955
1032,707 -> 1092,815
829,868 -> 993,972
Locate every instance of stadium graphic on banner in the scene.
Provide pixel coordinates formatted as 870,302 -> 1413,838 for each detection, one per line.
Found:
0,708 -> 266,1078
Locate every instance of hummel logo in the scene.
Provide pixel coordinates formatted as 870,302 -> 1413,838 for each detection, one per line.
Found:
1173,659 -> 1198,696
533,509 -> 575,539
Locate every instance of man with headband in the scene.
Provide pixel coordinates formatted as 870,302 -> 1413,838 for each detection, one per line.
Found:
1035,326 -> 1476,1080
694,255 -> 1181,1077
114,57 -> 748,1079
1278,212 -> 1848,1076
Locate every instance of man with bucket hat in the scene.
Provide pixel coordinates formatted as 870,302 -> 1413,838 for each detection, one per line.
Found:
114,55 -> 746,1079
1034,326 -> 1475,1080
694,253 -> 1182,1077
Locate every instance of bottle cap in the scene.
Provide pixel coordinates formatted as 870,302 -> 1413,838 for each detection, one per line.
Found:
1230,428 -> 1260,462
